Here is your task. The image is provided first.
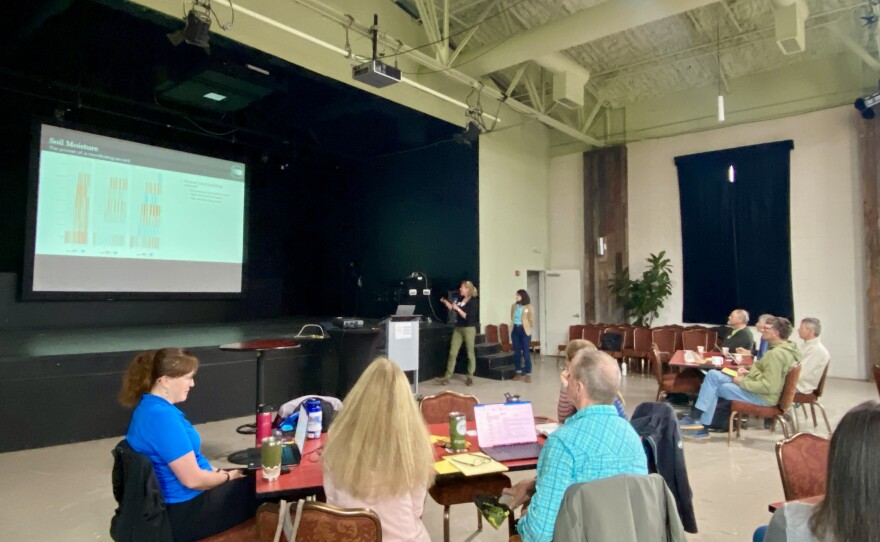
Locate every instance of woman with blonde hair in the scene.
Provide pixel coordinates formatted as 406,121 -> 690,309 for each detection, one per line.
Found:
558,339 -> 627,421
119,349 -> 257,542
322,357 -> 435,542
436,280 -> 479,386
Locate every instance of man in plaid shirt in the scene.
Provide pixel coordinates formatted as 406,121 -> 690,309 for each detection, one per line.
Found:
505,350 -> 648,542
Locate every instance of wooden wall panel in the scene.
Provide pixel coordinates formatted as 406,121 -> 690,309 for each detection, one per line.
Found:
584,146 -> 628,324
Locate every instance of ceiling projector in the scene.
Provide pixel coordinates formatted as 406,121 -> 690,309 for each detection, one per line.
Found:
351,14 -> 400,89
352,60 -> 400,88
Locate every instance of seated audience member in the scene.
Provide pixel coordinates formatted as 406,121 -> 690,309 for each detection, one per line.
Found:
505,350 -> 648,542
558,339 -> 626,420
738,313 -> 772,359
120,349 -> 257,542
757,401 -> 880,542
722,309 -> 755,352
321,357 -> 435,542
679,317 -> 800,440
796,317 -> 830,393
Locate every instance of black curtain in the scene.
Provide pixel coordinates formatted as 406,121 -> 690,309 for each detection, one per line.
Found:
675,140 -> 794,323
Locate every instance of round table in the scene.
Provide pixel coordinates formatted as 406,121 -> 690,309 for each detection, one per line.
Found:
220,339 -> 300,465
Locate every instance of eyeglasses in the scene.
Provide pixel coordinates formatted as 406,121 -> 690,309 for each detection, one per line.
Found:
449,454 -> 490,467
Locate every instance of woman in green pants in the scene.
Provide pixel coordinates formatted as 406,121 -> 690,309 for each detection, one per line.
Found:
435,280 -> 479,386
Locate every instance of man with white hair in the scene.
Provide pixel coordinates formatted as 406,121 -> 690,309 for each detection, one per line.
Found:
796,317 -> 830,393
507,350 -> 647,542
721,309 -> 754,352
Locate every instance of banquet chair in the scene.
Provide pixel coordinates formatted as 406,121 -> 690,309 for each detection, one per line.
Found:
775,433 -> 830,501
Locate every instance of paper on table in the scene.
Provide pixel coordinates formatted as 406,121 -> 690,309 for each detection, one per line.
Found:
433,460 -> 459,475
535,423 -> 559,437
445,452 -> 509,476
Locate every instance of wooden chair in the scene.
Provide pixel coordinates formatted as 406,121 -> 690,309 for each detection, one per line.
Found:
650,328 -> 677,367
256,501 -> 382,542
728,365 -> 802,446
681,329 -> 708,352
707,329 -> 719,349
557,324 -> 586,357
600,326 -> 627,362
624,327 -> 652,373
484,324 -> 499,345
651,346 -> 702,401
582,325 -> 601,346
419,391 -> 512,542
775,433 -> 830,501
793,363 -> 832,434
874,364 -> 880,397
499,323 -> 513,352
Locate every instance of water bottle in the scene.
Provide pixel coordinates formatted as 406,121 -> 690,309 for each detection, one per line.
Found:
621,361 -> 628,376
256,404 -> 274,447
305,398 -> 323,439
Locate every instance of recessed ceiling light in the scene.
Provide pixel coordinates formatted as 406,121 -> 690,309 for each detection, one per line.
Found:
203,92 -> 227,101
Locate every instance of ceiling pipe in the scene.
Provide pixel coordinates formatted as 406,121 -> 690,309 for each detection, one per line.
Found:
292,0 -> 603,145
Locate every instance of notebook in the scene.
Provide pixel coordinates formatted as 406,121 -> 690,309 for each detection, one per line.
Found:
474,401 -> 543,462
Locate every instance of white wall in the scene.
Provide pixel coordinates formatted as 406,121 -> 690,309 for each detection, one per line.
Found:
479,121 -> 551,327
548,153 -> 585,272
628,105 -> 866,379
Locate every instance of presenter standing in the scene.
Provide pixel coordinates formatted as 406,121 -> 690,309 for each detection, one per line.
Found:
510,289 -> 535,382
435,280 -> 479,386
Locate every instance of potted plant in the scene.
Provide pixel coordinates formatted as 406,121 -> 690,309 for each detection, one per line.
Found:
609,251 -> 673,326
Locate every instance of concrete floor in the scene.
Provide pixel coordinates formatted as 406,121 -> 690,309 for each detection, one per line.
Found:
0,354 -> 875,542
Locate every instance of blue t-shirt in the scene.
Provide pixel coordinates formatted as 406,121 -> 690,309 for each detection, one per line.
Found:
514,305 -> 523,325
126,394 -> 213,503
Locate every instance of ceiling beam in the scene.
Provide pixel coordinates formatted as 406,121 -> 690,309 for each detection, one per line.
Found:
447,0 -> 500,66
456,0 -> 721,77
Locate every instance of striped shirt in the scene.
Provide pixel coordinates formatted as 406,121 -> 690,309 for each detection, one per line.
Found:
558,386 -> 627,421
518,404 -> 647,542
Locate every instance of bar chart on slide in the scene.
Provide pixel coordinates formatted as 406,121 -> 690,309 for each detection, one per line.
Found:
31,123 -> 246,295
35,150 -> 243,263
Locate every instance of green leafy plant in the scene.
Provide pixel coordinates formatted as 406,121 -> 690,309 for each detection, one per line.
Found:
609,251 -> 673,326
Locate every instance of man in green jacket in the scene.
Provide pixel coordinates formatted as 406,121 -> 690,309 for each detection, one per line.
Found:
679,316 -> 800,440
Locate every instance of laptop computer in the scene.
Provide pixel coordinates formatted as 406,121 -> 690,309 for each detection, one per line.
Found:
474,401 -> 543,462
395,304 -> 416,316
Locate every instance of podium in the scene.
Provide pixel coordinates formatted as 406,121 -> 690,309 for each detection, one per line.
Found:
387,316 -> 420,394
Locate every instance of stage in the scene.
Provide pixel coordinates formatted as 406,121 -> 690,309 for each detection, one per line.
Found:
0,317 -> 453,452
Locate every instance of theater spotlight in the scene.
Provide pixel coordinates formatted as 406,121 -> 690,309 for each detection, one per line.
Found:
167,0 -> 233,53
854,91 -> 880,120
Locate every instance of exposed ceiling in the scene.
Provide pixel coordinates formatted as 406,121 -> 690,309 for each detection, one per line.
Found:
388,0 -> 878,147
17,0 -> 877,155
420,0 -> 866,107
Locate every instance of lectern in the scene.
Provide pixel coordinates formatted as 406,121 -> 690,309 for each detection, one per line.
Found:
387,315 -> 420,393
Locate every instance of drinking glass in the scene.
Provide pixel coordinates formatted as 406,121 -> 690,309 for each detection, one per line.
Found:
261,436 -> 282,481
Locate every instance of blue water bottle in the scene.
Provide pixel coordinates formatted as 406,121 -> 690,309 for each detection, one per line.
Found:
305,398 -> 323,439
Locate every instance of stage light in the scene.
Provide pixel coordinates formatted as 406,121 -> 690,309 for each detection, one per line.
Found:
453,121 -> 481,146
717,95 -> 725,122
855,91 -> 880,120
167,1 -> 214,53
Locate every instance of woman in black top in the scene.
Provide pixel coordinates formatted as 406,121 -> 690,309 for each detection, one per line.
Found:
435,280 -> 479,386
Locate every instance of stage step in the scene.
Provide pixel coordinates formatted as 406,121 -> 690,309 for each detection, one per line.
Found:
474,342 -> 501,356
488,364 -> 517,381
474,351 -> 516,380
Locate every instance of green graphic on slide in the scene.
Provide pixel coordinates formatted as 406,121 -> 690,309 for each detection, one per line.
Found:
35,151 -> 245,263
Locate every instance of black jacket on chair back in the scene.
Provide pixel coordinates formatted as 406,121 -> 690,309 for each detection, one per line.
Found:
110,439 -> 174,542
630,402 -> 698,533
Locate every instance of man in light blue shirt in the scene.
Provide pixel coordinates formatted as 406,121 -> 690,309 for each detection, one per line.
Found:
505,350 -> 648,542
